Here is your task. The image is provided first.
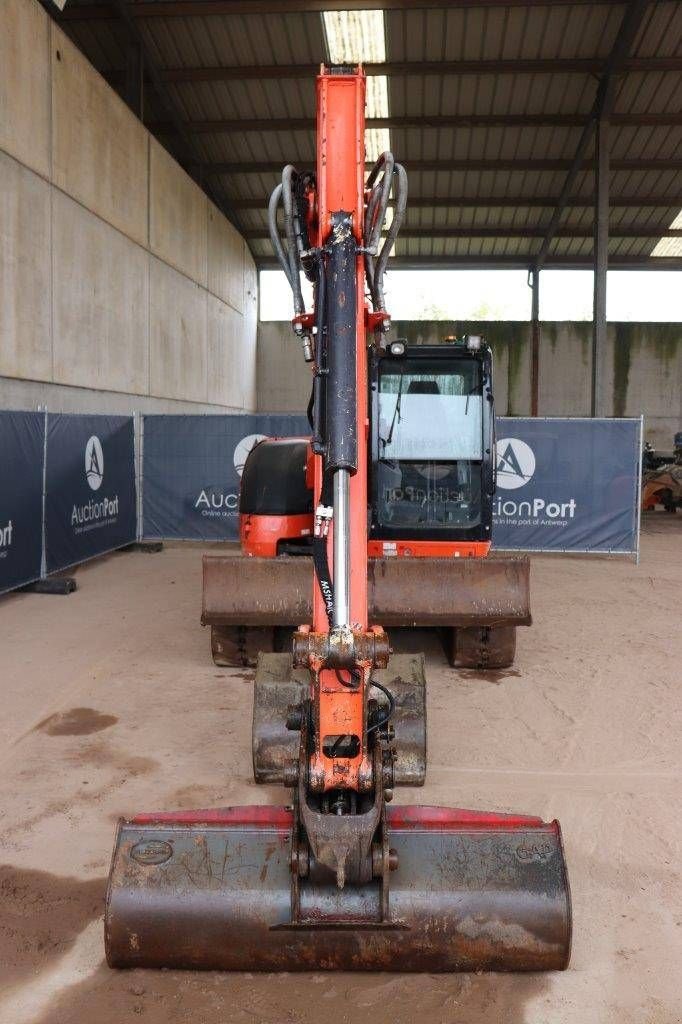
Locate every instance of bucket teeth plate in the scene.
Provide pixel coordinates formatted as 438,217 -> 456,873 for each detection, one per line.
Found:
105,805 -> 571,973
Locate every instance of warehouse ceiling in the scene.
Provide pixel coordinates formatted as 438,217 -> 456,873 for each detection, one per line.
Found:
47,0 -> 682,270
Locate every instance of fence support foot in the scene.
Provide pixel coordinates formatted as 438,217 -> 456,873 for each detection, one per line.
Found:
22,577 -> 77,595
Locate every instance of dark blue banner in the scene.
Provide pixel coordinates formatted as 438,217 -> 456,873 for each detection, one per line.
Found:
45,415 -> 136,573
0,411 -> 45,594
492,418 -> 641,554
142,414 -> 309,541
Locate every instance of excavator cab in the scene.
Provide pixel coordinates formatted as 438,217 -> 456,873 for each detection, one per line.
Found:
369,341 -> 494,555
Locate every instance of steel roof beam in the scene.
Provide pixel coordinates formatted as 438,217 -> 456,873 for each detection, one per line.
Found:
204,158 -> 682,175
104,56 -> 682,84
149,112 -> 682,133
257,255 -> 682,270
534,0 -> 652,268
227,194 -> 682,210
56,1 -> 633,22
245,226 -> 682,240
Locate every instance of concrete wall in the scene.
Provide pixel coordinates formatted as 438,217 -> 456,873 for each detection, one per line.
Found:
0,0 -> 257,415
257,320 -> 682,447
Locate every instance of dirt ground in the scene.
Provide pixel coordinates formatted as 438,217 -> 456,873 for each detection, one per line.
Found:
0,515 -> 680,1024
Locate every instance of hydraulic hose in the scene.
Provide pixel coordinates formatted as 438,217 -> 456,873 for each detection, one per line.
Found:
372,162 -> 408,312
367,679 -> 396,734
364,151 -> 394,292
268,183 -> 294,289
362,154 -> 408,313
281,165 -> 304,315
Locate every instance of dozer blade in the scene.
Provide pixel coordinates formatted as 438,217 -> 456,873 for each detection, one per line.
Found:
105,805 -> 570,972
202,555 -> 531,629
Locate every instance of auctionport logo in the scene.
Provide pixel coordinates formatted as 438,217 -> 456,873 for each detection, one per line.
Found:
233,434 -> 267,477
195,434 -> 265,518
195,488 -> 238,516
85,435 -> 104,491
494,435 -> 577,524
496,437 -> 536,490
71,435 -> 119,532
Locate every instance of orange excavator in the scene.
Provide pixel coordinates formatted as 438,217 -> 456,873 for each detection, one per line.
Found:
105,66 -> 571,972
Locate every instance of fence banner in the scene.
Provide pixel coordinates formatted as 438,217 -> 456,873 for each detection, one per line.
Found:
45,415 -> 136,573
492,417 -> 641,554
0,411 -> 45,594
142,414 -> 309,541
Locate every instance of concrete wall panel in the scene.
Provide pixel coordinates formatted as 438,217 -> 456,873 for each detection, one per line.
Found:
0,0 -> 51,178
538,322 -> 592,417
0,375 -> 246,415
256,322 -> 307,412
208,295 -> 244,408
241,249 -> 258,410
208,203 -> 244,312
52,192 -> 149,394
150,139 -> 207,287
150,258 -> 207,403
0,153 -> 52,381
608,324 -> 682,446
1,0 -> 254,416
51,27 -> 148,247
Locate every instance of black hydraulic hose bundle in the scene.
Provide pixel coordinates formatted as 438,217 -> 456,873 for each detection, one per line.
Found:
363,154 -> 408,314
311,212 -> 358,628
269,152 -> 409,328
268,156 -> 407,635
268,165 -> 315,315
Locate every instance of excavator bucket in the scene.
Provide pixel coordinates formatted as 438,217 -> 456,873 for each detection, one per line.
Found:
105,804 -> 570,972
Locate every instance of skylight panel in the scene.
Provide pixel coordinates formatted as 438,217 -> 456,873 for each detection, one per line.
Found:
651,208 -> 682,257
322,10 -> 391,167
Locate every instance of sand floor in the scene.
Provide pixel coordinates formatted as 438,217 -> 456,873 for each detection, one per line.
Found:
0,514 -> 680,1023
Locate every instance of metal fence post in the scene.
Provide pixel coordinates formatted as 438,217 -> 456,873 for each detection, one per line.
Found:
39,407 -> 48,580
635,414 -> 644,565
137,412 -> 145,541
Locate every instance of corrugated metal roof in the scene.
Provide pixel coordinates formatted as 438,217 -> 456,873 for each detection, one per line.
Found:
54,0 -> 682,268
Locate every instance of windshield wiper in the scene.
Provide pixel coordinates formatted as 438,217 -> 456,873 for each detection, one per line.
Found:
380,368 -> 404,451
464,383 -> 480,415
